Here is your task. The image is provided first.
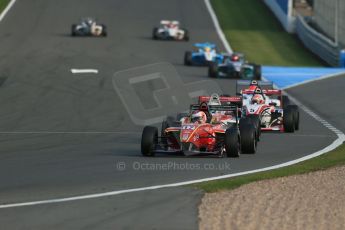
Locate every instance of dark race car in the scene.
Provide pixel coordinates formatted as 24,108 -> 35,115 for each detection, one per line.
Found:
208,52 -> 261,80
71,18 -> 107,37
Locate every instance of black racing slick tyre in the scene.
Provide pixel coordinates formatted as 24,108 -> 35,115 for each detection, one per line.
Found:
183,29 -> 190,41
141,126 -> 158,156
101,24 -> 107,37
239,123 -> 257,154
184,51 -> 192,66
243,115 -> 261,141
281,95 -> 290,109
283,106 -> 295,133
71,24 -> 77,36
208,62 -> 218,78
161,116 -> 176,136
254,64 -> 262,80
225,127 -> 240,158
289,105 -> 299,130
152,27 -> 159,40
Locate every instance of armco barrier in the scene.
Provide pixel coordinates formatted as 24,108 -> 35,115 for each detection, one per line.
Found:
296,15 -> 340,66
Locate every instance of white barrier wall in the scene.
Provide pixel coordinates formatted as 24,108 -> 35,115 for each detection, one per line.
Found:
264,0 -> 295,33
314,0 -> 345,46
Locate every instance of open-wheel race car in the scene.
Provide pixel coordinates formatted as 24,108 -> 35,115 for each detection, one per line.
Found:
152,20 -> 189,41
141,100 -> 258,157
237,80 -> 299,133
184,43 -> 226,66
71,18 -> 107,37
208,52 -> 261,80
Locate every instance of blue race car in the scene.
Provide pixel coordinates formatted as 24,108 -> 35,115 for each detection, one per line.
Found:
184,43 -> 224,66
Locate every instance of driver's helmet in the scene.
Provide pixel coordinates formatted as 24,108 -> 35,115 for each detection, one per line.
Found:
191,111 -> 207,123
250,80 -> 258,86
208,93 -> 221,106
231,54 -> 239,61
205,47 -> 211,52
251,94 -> 265,104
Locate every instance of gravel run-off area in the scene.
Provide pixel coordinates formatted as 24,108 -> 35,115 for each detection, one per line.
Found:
199,166 -> 345,230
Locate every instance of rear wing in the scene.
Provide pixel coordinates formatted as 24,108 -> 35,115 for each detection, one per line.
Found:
236,80 -> 274,95
241,89 -> 282,96
190,104 -> 239,123
194,43 -> 216,49
198,95 -> 242,106
160,20 -> 179,25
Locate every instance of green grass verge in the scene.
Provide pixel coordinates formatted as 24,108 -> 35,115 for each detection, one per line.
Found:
194,0 -> 342,194
196,143 -> 345,192
0,0 -> 10,14
212,0 -> 323,66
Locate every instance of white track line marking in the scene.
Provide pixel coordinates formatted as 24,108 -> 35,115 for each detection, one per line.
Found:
0,0 -> 17,22
264,72 -> 345,77
282,72 -> 345,90
0,133 -> 343,209
1,0 -> 345,210
0,131 -> 140,135
204,0 -> 233,53
71,69 -> 99,74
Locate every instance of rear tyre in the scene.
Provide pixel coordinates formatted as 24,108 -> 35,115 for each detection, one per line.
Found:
283,106 -> 295,133
184,51 -> 192,66
239,123 -> 257,154
244,115 -> 261,141
183,29 -> 189,41
152,27 -> 159,40
225,127 -> 240,157
208,62 -> 218,78
71,24 -> 77,36
101,24 -> 107,37
141,126 -> 158,156
290,105 -> 299,130
254,64 -> 261,80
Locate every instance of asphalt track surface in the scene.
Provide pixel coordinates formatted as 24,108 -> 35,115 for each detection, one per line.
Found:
0,0 -> 340,229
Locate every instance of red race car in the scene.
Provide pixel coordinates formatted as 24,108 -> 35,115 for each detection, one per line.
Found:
141,103 -> 257,157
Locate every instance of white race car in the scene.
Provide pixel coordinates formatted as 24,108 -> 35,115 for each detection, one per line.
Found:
239,81 -> 299,133
152,20 -> 189,41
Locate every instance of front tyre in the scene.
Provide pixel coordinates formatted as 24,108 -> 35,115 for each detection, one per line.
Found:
141,126 -> 158,156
